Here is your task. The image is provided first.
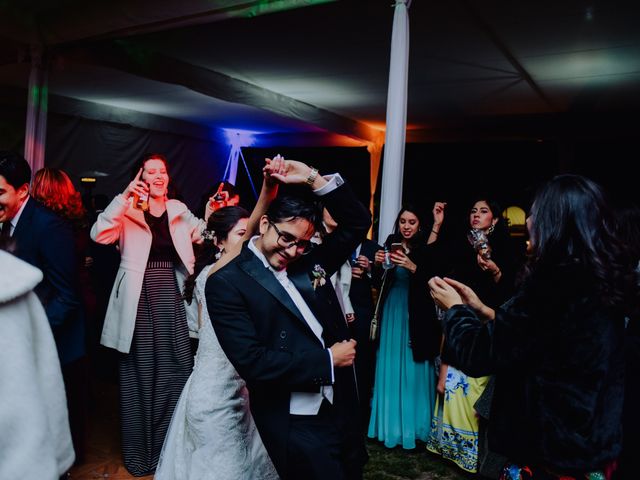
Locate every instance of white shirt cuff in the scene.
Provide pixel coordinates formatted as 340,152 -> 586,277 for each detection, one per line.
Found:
313,173 -> 344,196
326,348 -> 335,384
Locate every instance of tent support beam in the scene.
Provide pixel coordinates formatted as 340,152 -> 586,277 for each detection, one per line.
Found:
61,43 -> 381,144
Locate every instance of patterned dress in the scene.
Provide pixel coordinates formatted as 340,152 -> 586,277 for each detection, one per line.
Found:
426,366 -> 489,472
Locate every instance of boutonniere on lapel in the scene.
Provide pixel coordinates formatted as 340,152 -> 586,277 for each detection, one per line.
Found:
311,264 -> 327,290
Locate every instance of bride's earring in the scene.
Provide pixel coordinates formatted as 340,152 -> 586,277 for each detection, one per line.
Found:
487,223 -> 495,235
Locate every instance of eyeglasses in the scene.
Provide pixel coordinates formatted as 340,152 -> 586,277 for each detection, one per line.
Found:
268,221 -> 314,255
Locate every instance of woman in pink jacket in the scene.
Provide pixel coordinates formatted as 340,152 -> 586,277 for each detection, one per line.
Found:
91,153 -> 206,476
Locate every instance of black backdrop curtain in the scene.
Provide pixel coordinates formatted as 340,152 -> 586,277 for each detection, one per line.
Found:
236,146 -> 371,211
396,139 -> 638,229
44,113 -> 229,210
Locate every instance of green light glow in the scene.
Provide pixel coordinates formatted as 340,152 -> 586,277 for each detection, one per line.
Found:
229,0 -> 336,20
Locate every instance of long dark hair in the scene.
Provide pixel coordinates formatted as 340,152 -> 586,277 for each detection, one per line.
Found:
183,206 -> 249,304
389,204 -> 426,249
526,174 -> 634,310
469,196 -> 509,239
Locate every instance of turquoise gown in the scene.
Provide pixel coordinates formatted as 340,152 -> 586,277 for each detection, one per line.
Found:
367,267 -> 436,449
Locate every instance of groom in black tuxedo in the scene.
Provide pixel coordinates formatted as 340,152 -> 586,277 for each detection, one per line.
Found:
206,164 -> 370,480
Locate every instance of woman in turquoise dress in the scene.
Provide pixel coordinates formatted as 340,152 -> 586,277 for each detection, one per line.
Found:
368,205 -> 442,449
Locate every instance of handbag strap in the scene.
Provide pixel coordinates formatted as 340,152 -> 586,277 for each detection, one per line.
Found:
373,270 -> 389,319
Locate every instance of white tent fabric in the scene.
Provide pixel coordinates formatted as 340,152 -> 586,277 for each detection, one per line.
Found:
378,0 -> 410,241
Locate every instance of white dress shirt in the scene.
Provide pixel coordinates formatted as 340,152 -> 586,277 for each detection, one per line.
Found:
248,238 -> 335,415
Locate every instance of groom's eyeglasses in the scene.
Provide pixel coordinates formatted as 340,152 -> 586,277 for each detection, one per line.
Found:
268,221 -> 315,255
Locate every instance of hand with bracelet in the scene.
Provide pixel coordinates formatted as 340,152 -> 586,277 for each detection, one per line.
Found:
265,159 -> 327,190
430,201 -> 446,242
477,254 -> 501,281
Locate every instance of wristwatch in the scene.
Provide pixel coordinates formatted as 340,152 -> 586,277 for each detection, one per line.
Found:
305,167 -> 319,186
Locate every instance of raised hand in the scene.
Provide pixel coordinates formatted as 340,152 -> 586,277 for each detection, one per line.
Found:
208,182 -> 229,209
263,154 -> 286,187
123,168 -> 148,199
266,159 -> 326,188
432,201 -> 446,227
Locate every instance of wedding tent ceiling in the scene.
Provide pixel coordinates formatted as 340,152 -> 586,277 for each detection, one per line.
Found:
1,0 -> 639,144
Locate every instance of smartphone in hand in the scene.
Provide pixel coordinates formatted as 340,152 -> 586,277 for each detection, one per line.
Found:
390,242 -> 403,253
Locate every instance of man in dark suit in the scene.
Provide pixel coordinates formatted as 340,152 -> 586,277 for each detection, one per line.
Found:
206,162 -> 370,480
0,151 -> 85,462
0,151 -> 83,365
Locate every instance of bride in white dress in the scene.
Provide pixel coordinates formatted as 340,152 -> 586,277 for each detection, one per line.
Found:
155,157 -> 292,480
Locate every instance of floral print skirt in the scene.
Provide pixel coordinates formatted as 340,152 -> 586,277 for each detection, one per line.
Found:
426,366 -> 489,473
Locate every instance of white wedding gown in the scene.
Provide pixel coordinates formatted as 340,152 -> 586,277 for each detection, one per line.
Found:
155,264 -> 279,479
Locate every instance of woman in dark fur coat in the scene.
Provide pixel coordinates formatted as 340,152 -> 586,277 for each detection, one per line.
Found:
429,174 -> 636,480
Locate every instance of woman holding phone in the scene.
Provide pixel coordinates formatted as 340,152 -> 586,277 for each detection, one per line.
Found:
91,153 -> 210,476
367,205 -> 443,449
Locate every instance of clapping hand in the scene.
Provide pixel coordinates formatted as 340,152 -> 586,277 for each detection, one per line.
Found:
429,276 -> 494,320
428,276 -> 463,310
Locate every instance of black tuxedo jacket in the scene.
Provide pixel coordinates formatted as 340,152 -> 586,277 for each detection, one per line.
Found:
12,197 -> 84,365
206,182 -> 370,477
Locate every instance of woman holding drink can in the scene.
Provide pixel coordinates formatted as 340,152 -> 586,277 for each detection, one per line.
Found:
91,153 -> 209,476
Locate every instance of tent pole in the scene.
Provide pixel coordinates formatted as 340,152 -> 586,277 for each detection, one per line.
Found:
378,0 -> 410,241
24,45 -> 49,175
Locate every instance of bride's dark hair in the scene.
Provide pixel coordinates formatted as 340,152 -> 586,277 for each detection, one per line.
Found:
183,206 -> 249,304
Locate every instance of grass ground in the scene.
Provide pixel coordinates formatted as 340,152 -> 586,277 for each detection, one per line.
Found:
364,439 -> 471,480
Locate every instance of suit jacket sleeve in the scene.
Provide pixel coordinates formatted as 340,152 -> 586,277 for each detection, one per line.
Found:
185,209 -> 205,243
40,214 -> 80,328
90,194 -> 129,244
302,182 -> 371,278
207,271 -> 333,390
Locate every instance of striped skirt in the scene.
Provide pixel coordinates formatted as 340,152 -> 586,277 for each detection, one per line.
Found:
119,261 -> 193,476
